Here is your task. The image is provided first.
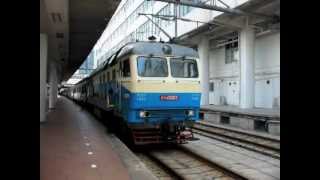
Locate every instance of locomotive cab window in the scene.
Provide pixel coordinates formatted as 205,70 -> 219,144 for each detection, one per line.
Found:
170,58 -> 198,78
122,59 -> 131,77
137,56 -> 168,77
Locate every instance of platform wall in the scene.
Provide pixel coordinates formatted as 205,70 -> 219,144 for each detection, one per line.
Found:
208,32 -> 280,109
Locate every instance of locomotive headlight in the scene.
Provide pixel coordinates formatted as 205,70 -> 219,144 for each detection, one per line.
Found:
139,111 -> 149,118
187,110 -> 194,116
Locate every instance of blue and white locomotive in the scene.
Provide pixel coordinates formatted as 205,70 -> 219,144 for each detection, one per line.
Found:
67,41 -> 201,144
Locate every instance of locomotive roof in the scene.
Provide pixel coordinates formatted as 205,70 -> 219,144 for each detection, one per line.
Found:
74,41 -> 199,85
117,41 -> 199,59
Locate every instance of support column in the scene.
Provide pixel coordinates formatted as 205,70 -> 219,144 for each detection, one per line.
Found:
40,34 -> 48,122
198,37 -> 210,105
49,62 -> 58,109
239,27 -> 255,108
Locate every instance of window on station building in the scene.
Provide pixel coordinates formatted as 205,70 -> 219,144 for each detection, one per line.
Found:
179,5 -> 193,17
225,41 -> 238,64
209,82 -> 214,92
157,5 -> 172,28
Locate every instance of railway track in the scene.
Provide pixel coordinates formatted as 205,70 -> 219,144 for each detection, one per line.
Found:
192,121 -> 280,159
145,147 -> 247,180
135,153 -> 179,180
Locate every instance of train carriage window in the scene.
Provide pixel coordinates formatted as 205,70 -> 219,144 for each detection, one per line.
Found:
137,56 -> 168,77
112,69 -> 116,80
107,72 -> 110,82
170,58 -> 198,78
122,59 -> 131,77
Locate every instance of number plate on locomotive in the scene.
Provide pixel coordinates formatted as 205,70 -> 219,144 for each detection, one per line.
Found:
160,95 -> 179,101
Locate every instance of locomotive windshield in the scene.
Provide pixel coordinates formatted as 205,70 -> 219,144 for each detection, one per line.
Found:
170,58 -> 199,78
137,57 -> 168,77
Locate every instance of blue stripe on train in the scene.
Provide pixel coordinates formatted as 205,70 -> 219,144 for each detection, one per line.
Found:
94,82 -> 201,125
124,92 -> 201,124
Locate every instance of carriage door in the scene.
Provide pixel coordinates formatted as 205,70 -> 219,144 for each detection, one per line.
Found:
119,62 -> 123,111
106,72 -> 110,106
102,74 -> 106,100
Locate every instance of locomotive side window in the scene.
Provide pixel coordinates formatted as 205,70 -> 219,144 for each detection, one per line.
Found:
137,57 -> 168,77
170,58 -> 198,78
122,59 -> 131,77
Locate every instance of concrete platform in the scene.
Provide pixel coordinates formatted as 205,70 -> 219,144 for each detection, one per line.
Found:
201,105 -> 280,119
40,97 -> 156,180
201,105 -> 280,135
180,134 -> 280,180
